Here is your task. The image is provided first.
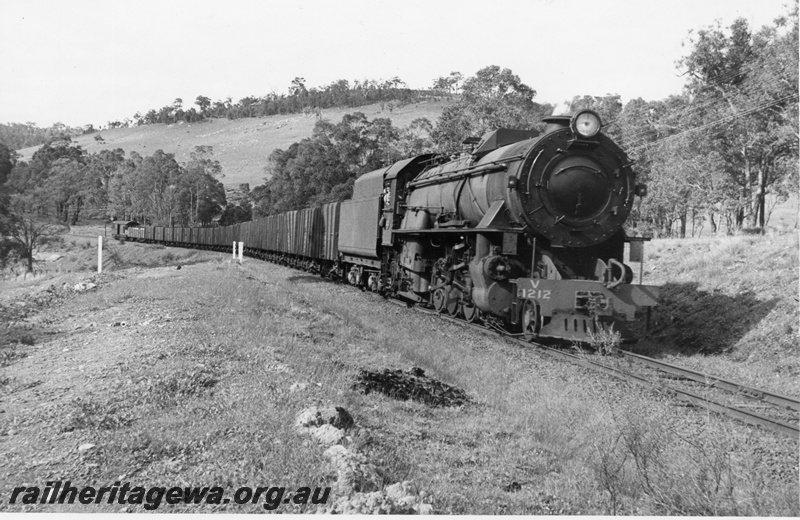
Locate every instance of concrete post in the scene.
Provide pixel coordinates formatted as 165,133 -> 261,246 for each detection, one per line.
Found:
238,242 -> 244,262
97,236 -> 103,273
232,241 -> 237,259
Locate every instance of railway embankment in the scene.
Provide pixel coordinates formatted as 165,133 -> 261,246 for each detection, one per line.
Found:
632,232 -> 799,399
1,236 -> 797,515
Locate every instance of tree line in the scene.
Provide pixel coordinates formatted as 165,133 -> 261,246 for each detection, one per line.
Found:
250,66 -> 554,218
0,76 -> 448,148
0,122 -> 91,151
0,139 -> 226,271
622,10 -> 798,235
132,77 -> 434,127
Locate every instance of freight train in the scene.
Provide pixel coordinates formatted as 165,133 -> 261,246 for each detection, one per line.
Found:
115,109 -> 659,343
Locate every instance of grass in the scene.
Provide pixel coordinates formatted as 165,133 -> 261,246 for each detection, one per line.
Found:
15,100 -> 448,189
2,226 -> 220,282
1,231 -> 797,514
633,231 -> 799,398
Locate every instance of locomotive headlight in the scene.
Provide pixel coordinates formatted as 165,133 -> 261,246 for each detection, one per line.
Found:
571,110 -> 601,138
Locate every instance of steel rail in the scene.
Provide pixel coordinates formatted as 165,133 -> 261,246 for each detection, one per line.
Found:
619,351 -> 800,412
530,344 -> 799,439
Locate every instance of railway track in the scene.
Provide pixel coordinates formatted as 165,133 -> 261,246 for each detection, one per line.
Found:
551,347 -> 798,439
395,299 -> 800,439
614,351 -> 799,436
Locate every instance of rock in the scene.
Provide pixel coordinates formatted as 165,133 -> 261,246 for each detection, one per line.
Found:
295,408 -> 321,429
328,406 -> 354,430
296,406 -> 354,450
289,382 -> 307,393
323,445 -> 380,494
73,282 -> 97,292
384,481 -> 412,501
311,424 -> 345,446
295,406 -> 354,431
34,253 -> 63,262
78,443 -> 95,452
321,479 -> 432,514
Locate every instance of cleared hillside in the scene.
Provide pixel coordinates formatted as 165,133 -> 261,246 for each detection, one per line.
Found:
16,100 -> 449,189
632,231 -> 799,398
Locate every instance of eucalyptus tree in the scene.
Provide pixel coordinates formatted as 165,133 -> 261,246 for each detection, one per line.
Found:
678,10 -> 799,228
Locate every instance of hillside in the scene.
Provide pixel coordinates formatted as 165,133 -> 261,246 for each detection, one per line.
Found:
15,100 -> 449,190
631,231 -> 799,397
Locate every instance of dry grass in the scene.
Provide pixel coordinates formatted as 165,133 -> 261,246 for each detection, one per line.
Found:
633,231 -> 799,398
15,101 -> 448,188
3,225 -> 219,282
2,242 -> 797,514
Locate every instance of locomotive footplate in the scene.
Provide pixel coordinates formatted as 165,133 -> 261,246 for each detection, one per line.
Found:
515,278 -> 659,342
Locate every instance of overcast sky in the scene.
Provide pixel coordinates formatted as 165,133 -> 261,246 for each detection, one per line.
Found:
1,0 -> 793,128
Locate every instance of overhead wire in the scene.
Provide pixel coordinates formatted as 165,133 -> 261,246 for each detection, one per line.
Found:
615,46 -> 797,152
624,92 -> 798,154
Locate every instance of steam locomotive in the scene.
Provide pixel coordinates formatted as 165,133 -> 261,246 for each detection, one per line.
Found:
118,109 -> 659,342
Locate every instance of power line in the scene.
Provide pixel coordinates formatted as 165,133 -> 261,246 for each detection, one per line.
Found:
626,93 -> 799,154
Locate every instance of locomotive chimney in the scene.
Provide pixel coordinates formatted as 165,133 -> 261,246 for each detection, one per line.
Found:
541,115 -> 571,134
543,102 -> 573,133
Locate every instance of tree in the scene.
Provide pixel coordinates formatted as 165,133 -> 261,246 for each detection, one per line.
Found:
83,149 -> 126,219
180,146 -> 225,225
46,158 -> 87,224
431,65 -> 550,153
1,194 -> 69,273
678,11 -> 799,229
195,95 -> 211,116
218,202 -> 252,226
432,71 -> 463,95
108,151 -> 145,221
397,117 -> 435,156
253,113 -> 408,215
290,77 -> 307,97
0,142 -> 16,185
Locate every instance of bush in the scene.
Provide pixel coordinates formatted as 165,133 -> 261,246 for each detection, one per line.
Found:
587,326 -> 622,355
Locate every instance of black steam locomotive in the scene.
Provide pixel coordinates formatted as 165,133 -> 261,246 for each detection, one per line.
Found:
119,109 -> 659,342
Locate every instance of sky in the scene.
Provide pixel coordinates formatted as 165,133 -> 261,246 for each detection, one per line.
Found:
0,0 -> 794,128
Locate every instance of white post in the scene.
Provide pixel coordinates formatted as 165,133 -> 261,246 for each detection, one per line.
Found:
238,242 -> 244,262
232,241 -> 237,259
97,236 -> 103,273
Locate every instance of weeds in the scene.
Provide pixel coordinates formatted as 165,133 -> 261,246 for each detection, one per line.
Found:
587,393 -> 794,515
144,366 -> 221,408
586,325 -> 622,355
17,334 -> 35,346
61,397 -> 137,431
0,345 -> 28,367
